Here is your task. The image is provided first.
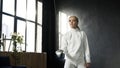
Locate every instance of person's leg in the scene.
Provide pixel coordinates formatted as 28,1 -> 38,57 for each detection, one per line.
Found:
64,60 -> 76,68
77,64 -> 85,68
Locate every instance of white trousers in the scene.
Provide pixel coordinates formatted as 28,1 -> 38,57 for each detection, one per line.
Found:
64,60 -> 85,68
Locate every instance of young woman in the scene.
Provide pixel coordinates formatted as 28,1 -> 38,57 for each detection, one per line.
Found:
61,16 -> 91,68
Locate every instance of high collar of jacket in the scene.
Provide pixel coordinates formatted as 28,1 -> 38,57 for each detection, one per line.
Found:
70,27 -> 80,32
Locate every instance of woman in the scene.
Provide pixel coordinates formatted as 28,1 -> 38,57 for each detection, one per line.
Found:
60,16 -> 91,68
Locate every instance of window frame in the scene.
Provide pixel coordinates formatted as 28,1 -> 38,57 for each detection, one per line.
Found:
0,0 -> 42,52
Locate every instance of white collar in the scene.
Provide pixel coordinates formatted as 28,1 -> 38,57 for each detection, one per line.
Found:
70,28 -> 80,31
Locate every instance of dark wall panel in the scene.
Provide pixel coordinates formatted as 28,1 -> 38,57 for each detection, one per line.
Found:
0,0 -> 2,38
55,0 -> 120,68
42,0 -> 60,68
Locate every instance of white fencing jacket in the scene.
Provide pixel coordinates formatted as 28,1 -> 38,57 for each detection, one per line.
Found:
60,28 -> 91,65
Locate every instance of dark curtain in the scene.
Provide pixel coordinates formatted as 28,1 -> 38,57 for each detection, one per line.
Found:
42,0 -> 58,68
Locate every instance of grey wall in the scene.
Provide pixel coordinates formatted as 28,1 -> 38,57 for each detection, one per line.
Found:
55,0 -> 120,68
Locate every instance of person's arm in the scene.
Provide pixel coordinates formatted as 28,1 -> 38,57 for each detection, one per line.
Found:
60,35 -> 67,52
60,35 -> 77,65
64,49 -> 78,65
83,32 -> 91,68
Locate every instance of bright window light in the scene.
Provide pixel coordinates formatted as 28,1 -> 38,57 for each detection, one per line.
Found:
1,0 -> 43,52
59,11 -> 70,34
27,0 -> 35,21
58,11 -> 70,48
16,0 -> 27,18
37,2 -> 43,24
3,0 -> 15,15
26,21 -> 35,52
2,14 -> 14,51
36,26 -> 42,53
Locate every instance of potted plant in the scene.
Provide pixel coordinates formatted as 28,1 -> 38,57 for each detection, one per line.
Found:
11,32 -> 23,52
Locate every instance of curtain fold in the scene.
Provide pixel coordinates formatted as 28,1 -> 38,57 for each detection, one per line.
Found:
42,0 -> 57,68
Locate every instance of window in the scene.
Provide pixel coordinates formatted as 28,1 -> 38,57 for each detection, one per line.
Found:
1,0 -> 42,53
17,20 -> 26,51
2,14 -> 14,51
16,0 -> 27,18
37,1 -> 42,52
26,22 -> 35,52
58,11 -> 70,48
3,0 -> 15,15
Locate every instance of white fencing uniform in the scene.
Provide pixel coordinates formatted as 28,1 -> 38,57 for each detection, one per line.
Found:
61,28 -> 91,68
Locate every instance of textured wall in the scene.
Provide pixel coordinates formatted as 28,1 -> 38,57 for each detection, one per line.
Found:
55,0 -> 120,68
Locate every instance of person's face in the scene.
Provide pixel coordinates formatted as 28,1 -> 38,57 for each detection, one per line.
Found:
69,16 -> 78,28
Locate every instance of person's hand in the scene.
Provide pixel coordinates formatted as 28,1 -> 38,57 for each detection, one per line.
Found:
55,50 -> 63,57
84,63 -> 91,68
